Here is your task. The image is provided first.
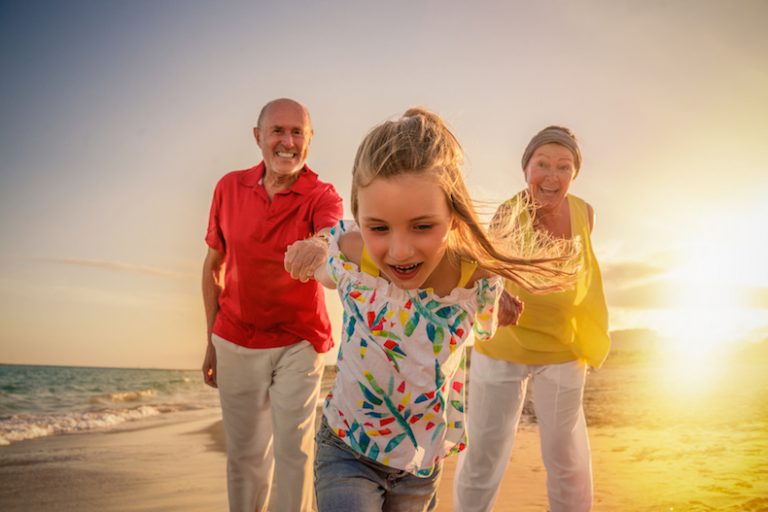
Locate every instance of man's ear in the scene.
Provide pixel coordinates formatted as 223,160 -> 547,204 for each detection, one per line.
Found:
253,126 -> 261,145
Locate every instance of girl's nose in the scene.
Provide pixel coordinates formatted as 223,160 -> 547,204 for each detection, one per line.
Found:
388,233 -> 414,261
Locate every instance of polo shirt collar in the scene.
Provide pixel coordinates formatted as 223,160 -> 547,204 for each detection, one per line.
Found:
239,161 -> 319,195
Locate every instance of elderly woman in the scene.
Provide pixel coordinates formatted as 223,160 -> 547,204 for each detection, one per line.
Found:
454,126 -> 610,512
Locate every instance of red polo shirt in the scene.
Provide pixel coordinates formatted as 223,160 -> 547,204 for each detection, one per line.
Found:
205,162 -> 343,352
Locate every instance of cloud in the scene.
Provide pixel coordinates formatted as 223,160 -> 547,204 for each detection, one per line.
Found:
601,260 -> 667,287
0,275 -> 197,313
598,259 -> 674,309
32,257 -> 194,279
605,280 -> 681,309
744,287 -> 768,309
605,278 -> 768,311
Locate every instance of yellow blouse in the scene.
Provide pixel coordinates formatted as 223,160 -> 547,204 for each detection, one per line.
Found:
474,194 -> 610,369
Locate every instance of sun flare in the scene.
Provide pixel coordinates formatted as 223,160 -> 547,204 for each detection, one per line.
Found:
661,232 -> 751,357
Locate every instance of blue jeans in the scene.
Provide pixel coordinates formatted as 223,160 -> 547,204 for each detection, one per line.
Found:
314,418 -> 442,512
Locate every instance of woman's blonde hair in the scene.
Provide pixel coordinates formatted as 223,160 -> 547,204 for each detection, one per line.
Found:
351,107 -> 576,292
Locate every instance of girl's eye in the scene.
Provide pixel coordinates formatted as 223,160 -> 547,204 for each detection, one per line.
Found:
368,225 -> 388,233
414,224 -> 433,231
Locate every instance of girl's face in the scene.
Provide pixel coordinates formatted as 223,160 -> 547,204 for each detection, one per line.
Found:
524,143 -> 577,211
356,172 -> 453,290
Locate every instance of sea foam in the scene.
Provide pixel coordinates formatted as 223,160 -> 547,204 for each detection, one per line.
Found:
0,405 -> 165,445
0,365 -> 222,446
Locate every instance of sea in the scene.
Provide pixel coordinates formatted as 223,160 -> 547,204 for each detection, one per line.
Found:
2,343 -> 767,448
0,365 -> 220,446
0,364 -> 340,447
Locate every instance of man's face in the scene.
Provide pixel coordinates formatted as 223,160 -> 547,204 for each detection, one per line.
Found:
255,101 -> 312,177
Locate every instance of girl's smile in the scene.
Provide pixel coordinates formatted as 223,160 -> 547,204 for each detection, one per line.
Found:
356,172 -> 454,292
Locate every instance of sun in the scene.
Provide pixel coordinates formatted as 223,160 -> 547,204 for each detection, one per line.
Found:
642,206 -> 768,390
660,232 -> 752,357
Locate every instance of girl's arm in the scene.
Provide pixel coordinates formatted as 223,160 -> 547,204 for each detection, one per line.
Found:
284,229 -> 363,290
284,229 -> 336,289
468,268 -> 523,326
472,275 -> 526,342
337,230 -> 363,266
313,265 -> 336,289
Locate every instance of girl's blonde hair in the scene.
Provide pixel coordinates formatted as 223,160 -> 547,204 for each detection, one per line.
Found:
351,107 -> 577,293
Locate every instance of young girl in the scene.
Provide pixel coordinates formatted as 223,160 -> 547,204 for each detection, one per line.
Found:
284,108 -> 575,512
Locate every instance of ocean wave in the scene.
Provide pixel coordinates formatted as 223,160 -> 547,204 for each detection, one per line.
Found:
88,388 -> 157,404
0,404 -> 189,446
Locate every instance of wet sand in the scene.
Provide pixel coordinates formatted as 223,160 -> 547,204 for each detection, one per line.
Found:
3,358 -> 768,511
0,408 -> 551,511
0,410 -> 228,511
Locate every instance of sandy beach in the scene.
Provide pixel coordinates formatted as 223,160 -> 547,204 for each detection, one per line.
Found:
0,409 -> 228,511
2,354 -> 768,511
3,410 -> 767,511
0,408 -> 553,511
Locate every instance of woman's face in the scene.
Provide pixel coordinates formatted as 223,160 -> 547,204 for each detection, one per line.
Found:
523,143 -> 577,211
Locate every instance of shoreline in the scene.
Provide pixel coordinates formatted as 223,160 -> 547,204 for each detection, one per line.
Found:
0,407 -> 550,511
2,399 -> 766,511
0,409 -> 228,512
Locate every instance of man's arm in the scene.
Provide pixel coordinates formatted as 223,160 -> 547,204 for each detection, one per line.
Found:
202,247 -> 225,388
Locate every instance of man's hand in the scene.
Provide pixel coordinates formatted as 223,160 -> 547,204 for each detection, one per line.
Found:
498,290 -> 524,326
284,235 -> 329,282
202,341 -> 217,388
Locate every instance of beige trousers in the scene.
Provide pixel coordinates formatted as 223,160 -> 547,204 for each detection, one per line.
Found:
454,351 -> 592,512
213,334 -> 324,512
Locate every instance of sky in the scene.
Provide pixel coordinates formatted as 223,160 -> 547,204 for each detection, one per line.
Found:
1,0 -> 767,369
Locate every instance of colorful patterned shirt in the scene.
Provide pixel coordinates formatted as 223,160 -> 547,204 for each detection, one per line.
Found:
324,220 -> 503,476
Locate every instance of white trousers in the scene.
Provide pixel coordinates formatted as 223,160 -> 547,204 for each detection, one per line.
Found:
454,351 -> 592,512
213,335 -> 324,512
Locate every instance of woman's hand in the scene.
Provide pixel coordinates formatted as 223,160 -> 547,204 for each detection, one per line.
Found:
498,290 -> 524,326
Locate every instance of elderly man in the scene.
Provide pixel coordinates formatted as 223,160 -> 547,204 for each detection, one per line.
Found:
202,98 -> 343,512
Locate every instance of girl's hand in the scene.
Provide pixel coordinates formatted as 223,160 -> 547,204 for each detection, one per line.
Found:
284,234 -> 330,282
498,290 -> 524,326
